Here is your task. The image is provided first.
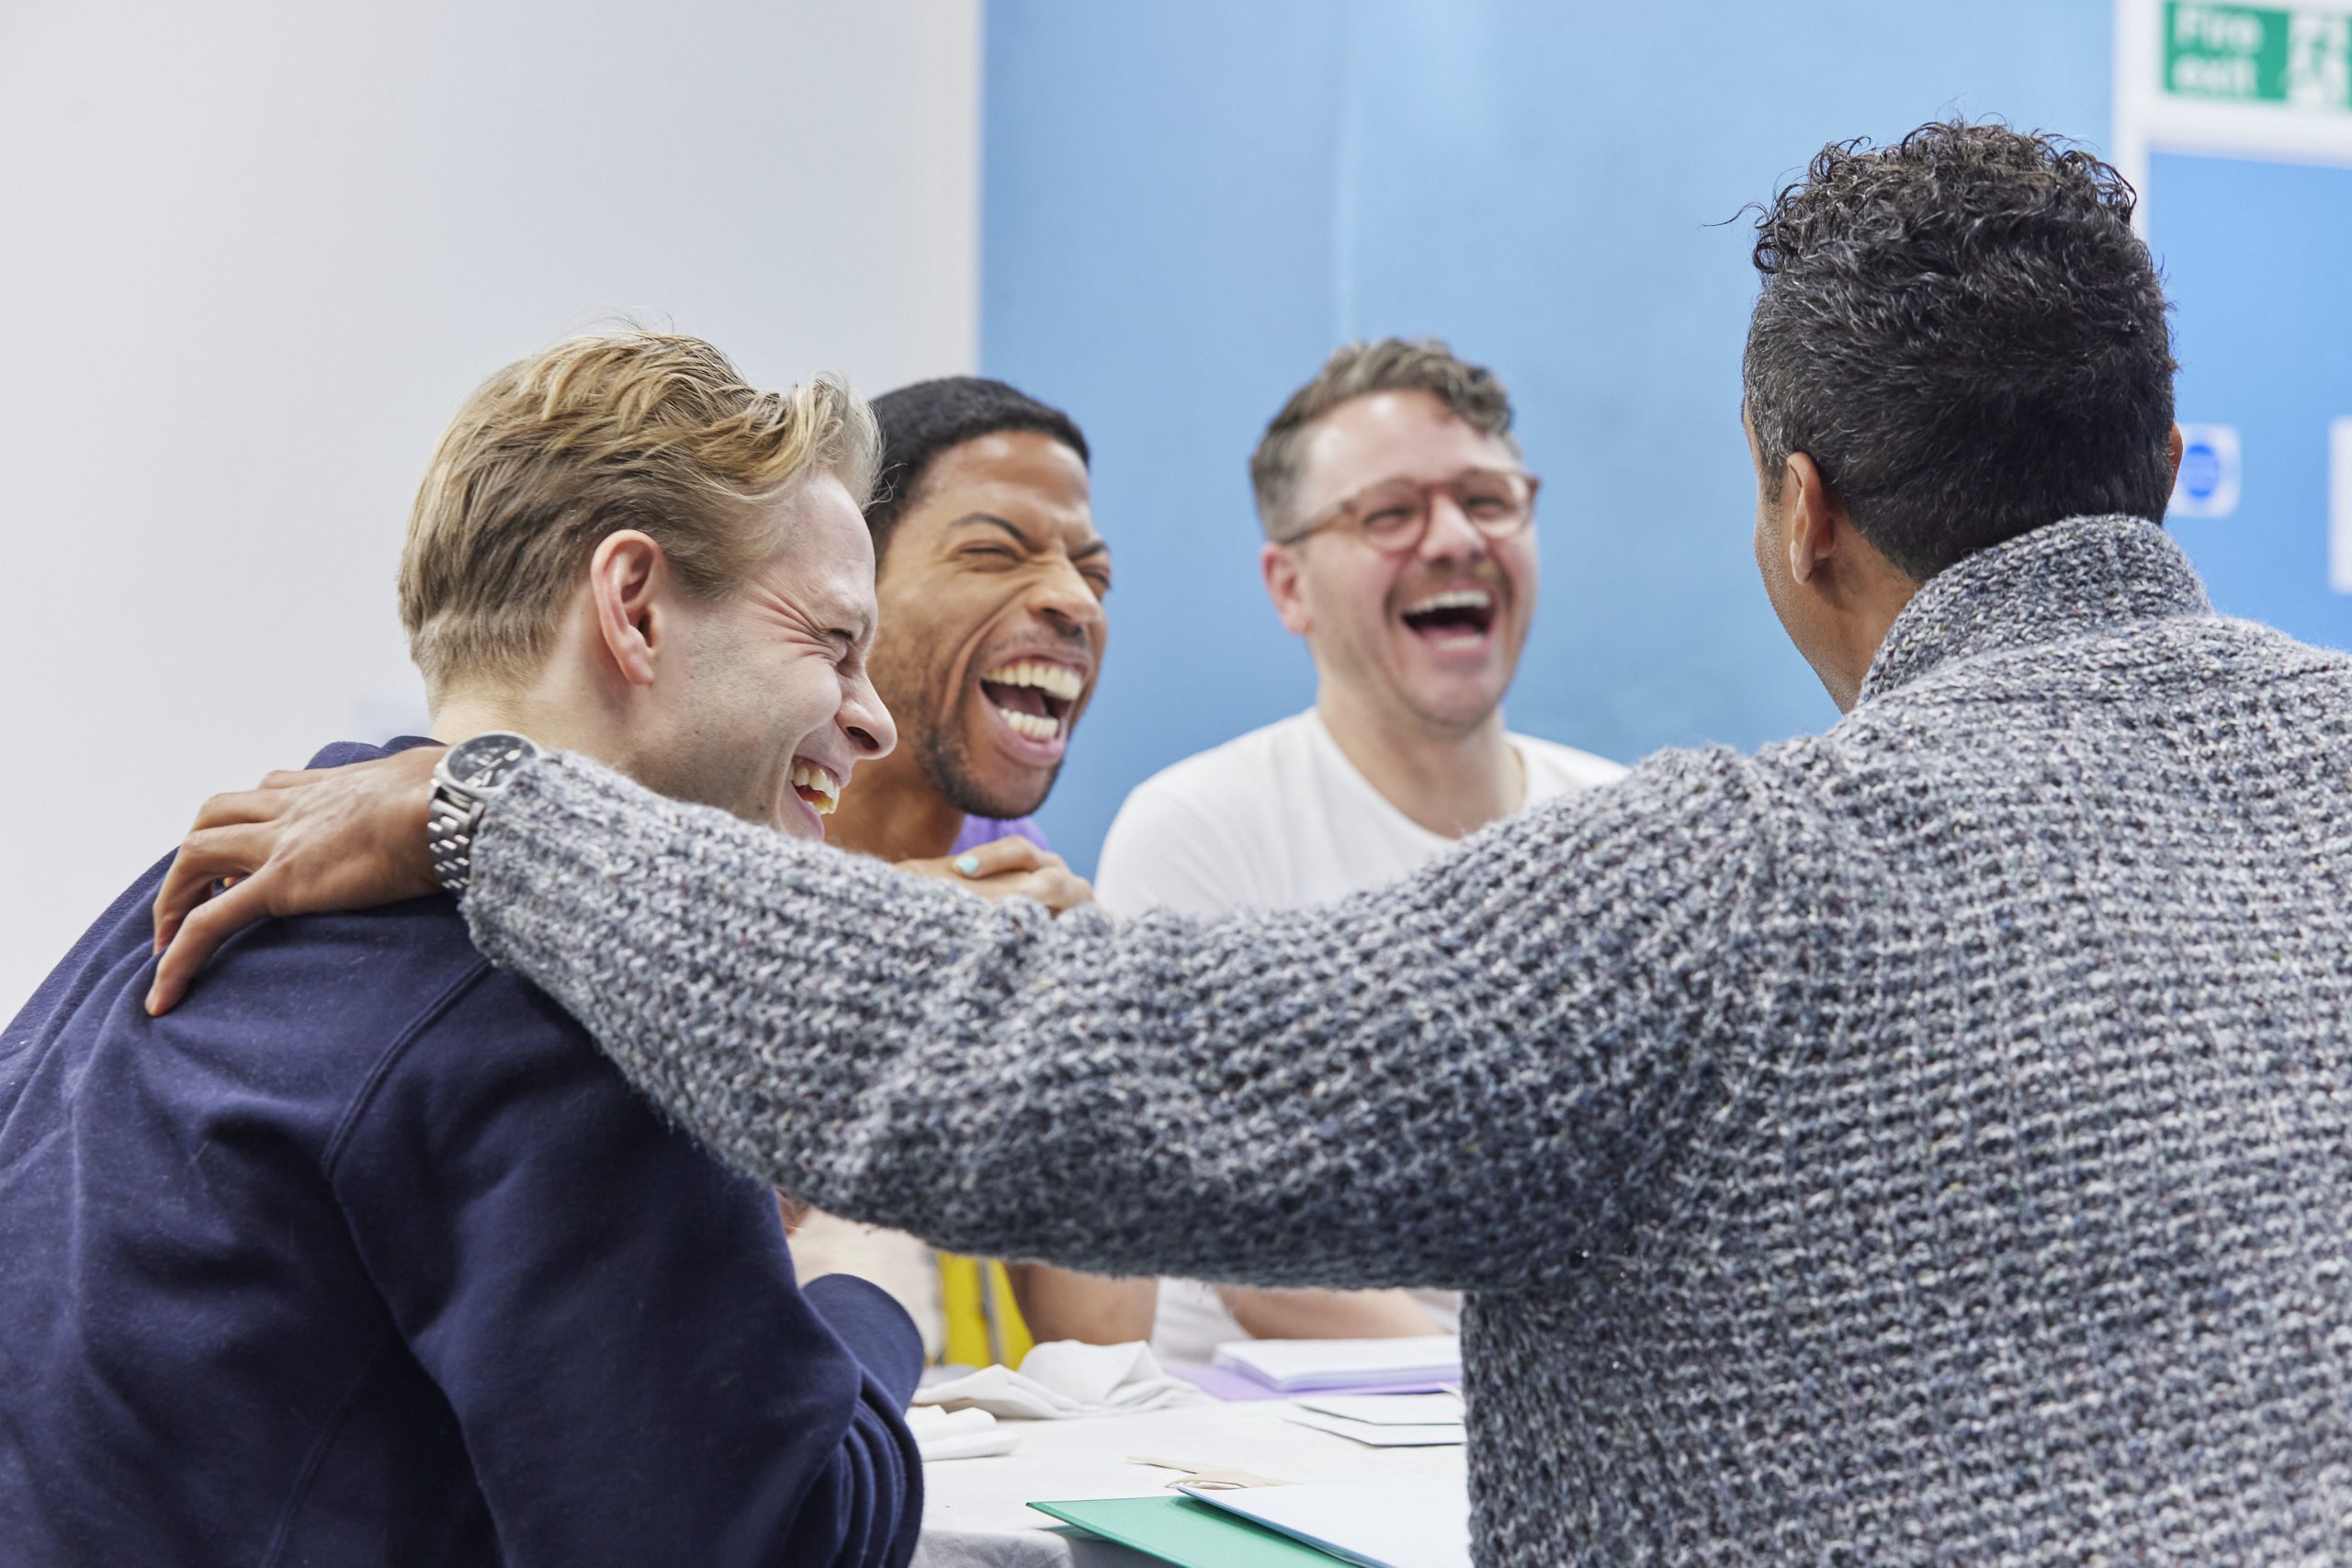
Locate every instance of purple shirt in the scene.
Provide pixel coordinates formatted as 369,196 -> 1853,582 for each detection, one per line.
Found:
948,815 -> 1049,857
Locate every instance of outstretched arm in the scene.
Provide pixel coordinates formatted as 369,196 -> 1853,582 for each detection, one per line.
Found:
145,750 -> 1087,1010
452,749 -> 1761,1294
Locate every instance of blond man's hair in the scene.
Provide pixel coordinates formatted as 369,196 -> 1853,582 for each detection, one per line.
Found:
400,332 -> 879,694
1249,336 -> 1519,539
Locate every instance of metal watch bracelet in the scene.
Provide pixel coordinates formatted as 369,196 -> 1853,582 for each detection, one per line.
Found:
428,732 -> 544,897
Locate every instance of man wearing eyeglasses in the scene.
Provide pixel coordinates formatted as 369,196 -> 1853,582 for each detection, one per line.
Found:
1062,338 -> 1623,1359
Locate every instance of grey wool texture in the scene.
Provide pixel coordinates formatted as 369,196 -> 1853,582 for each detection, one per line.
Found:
467,515 -> 2352,1564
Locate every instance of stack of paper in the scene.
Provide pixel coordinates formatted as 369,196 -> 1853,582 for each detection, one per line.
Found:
1182,1476 -> 1472,1568
1171,1361 -> 1454,1404
1211,1335 -> 1461,1394
1283,1392 -> 1465,1448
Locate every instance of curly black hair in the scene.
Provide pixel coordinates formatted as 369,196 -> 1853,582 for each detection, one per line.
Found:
863,377 -> 1090,563
1742,120 -> 2177,580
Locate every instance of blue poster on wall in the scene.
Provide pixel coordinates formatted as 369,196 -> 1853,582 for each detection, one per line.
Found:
2147,151 -> 2352,650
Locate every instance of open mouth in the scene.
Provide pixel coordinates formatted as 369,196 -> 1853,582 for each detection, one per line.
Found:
1398,586 -> 1498,644
788,760 -> 842,816
978,659 -> 1084,745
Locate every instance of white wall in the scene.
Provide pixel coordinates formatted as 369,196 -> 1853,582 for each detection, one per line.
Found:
0,0 -> 980,1014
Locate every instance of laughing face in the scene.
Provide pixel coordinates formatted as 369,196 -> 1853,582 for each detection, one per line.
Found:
638,471 -> 896,841
865,429 -> 1108,820
1263,389 -> 1538,736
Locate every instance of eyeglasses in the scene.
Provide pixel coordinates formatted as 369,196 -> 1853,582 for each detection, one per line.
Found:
1276,468 -> 1539,553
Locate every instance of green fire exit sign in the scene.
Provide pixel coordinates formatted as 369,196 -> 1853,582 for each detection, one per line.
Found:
2165,5 -> 2352,107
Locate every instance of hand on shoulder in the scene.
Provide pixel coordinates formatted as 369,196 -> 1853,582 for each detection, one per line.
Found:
899,835 -> 1094,915
147,746 -> 446,1014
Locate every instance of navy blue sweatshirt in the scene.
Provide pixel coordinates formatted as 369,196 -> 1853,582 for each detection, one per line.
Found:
0,739 -> 923,1567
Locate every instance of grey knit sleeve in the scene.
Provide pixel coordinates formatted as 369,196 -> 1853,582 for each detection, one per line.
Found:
462,747 -> 1768,1295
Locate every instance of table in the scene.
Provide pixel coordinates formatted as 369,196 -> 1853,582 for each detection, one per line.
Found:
911,1393 -> 1469,1567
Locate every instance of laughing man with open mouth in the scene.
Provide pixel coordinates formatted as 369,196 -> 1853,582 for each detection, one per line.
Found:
1023,338 -> 1627,1359
775,376 -> 1115,1353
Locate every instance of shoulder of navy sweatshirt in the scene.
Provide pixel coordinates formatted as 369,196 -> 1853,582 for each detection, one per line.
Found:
0,739 -> 923,1568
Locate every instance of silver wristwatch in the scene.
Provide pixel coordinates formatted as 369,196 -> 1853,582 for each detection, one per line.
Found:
428,732 -> 544,897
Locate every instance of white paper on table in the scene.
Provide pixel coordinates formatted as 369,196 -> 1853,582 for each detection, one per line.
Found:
1181,1475 -> 1472,1568
1282,1407 -> 1466,1448
904,1404 -> 1021,1461
912,1339 -> 1200,1419
1211,1335 -> 1461,1393
1292,1393 -> 1464,1426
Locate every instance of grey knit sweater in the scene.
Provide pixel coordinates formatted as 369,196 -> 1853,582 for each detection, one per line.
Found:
466,515 -> 2352,1564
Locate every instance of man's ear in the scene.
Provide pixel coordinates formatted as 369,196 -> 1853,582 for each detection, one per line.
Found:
587,530 -> 671,689
1261,540 -> 1312,636
2167,423 -> 2186,488
1781,452 -> 1841,588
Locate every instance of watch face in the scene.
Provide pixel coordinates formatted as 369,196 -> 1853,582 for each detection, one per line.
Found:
446,732 -> 536,791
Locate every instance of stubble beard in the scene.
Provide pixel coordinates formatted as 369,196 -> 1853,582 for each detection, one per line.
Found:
924,690 -> 1057,822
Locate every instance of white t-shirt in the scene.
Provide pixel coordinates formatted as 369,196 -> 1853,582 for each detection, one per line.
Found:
1092,708 -> 1626,1362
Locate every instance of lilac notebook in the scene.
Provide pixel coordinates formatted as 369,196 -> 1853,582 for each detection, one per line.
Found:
1170,1361 -> 1459,1403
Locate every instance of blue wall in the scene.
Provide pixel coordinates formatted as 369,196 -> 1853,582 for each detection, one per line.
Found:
980,1 -> 2115,874
2146,152 -> 2352,651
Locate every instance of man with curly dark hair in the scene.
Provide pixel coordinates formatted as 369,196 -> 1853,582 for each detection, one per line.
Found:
1745,125 -> 2178,573
146,122 -> 2352,1562
1739,121 -> 2184,707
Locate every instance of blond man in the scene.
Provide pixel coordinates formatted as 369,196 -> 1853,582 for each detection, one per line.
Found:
0,335 -> 927,1567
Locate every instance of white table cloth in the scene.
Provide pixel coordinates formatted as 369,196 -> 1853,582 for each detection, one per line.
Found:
911,1393 -> 1469,1567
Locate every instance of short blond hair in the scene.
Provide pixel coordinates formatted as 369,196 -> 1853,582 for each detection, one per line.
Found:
400,332 -> 879,694
1249,337 -> 1519,539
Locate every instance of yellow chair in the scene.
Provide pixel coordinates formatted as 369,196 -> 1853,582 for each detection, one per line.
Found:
936,1254 -> 1035,1368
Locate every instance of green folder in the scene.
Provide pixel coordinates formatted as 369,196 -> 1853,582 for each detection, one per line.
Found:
1028,1495 -> 1341,1566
